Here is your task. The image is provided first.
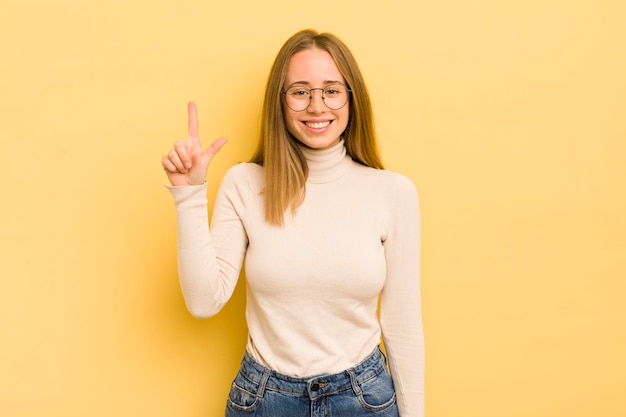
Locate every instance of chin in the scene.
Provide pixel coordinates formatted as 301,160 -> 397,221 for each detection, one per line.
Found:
296,136 -> 341,150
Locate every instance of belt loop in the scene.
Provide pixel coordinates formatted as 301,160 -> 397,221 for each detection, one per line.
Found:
347,368 -> 362,396
256,366 -> 271,398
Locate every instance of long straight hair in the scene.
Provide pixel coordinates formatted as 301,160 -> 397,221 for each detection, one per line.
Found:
250,29 -> 384,225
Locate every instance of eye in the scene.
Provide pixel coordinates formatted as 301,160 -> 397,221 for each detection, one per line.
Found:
324,86 -> 344,96
289,87 -> 309,97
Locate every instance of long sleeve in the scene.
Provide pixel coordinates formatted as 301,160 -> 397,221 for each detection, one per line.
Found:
166,167 -> 249,318
380,175 -> 424,417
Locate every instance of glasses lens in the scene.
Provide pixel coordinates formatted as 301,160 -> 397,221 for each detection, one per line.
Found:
285,87 -> 311,112
322,85 -> 349,110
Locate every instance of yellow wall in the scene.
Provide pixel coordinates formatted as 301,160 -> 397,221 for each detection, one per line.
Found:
1,1 -> 624,416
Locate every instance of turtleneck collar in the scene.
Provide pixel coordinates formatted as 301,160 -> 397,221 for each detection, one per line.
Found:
298,139 -> 353,184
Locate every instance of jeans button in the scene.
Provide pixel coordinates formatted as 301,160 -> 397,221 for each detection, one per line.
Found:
311,382 -> 320,391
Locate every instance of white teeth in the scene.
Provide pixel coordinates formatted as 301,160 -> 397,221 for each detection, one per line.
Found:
306,121 -> 330,129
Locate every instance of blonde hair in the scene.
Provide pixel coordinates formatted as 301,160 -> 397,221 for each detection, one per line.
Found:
250,29 -> 384,225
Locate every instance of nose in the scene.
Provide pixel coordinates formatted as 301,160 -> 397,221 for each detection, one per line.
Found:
307,88 -> 325,113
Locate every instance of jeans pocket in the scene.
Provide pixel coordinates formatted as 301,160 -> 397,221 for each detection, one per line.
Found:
356,369 -> 397,412
226,371 -> 263,413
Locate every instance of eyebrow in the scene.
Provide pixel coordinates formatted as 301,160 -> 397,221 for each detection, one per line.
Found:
286,80 -> 345,88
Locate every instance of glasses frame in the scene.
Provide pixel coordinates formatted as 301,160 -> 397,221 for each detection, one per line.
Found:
281,84 -> 352,112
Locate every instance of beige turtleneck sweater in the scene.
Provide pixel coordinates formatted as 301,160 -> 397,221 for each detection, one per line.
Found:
167,140 -> 424,416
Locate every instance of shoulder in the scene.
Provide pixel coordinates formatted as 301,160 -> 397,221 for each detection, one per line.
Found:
213,163 -> 264,212
351,162 -> 418,198
224,161 -> 263,176
219,162 -> 265,195
222,162 -> 263,183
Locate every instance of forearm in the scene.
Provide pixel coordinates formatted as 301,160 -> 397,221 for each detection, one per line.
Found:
381,305 -> 425,417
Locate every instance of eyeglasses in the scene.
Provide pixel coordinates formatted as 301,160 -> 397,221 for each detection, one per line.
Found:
282,84 -> 351,112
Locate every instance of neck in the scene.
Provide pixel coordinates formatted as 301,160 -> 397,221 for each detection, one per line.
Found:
298,139 -> 352,184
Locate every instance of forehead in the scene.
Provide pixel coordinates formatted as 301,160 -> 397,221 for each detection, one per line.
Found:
285,47 -> 345,85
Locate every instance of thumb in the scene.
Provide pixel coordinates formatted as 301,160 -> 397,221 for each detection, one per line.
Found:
204,137 -> 228,160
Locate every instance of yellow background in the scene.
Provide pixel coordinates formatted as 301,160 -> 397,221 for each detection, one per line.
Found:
1,0 -> 624,416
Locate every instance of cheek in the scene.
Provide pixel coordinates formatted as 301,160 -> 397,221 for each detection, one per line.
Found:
339,109 -> 350,132
283,109 -> 299,135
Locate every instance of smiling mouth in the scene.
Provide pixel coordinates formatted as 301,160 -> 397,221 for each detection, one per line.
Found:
305,121 -> 331,129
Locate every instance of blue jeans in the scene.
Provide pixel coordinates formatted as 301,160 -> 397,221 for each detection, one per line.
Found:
225,346 -> 399,417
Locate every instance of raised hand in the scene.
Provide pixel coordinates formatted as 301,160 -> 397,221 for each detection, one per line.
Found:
162,102 -> 228,186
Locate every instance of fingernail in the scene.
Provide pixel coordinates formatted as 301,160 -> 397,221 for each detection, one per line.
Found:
185,162 -> 192,169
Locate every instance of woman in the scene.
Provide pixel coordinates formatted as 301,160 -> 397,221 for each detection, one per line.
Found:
162,29 -> 424,417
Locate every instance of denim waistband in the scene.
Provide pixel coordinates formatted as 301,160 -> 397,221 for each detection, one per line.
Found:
238,346 -> 388,399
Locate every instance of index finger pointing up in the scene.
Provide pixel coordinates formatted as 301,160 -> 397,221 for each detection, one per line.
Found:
188,101 -> 199,139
